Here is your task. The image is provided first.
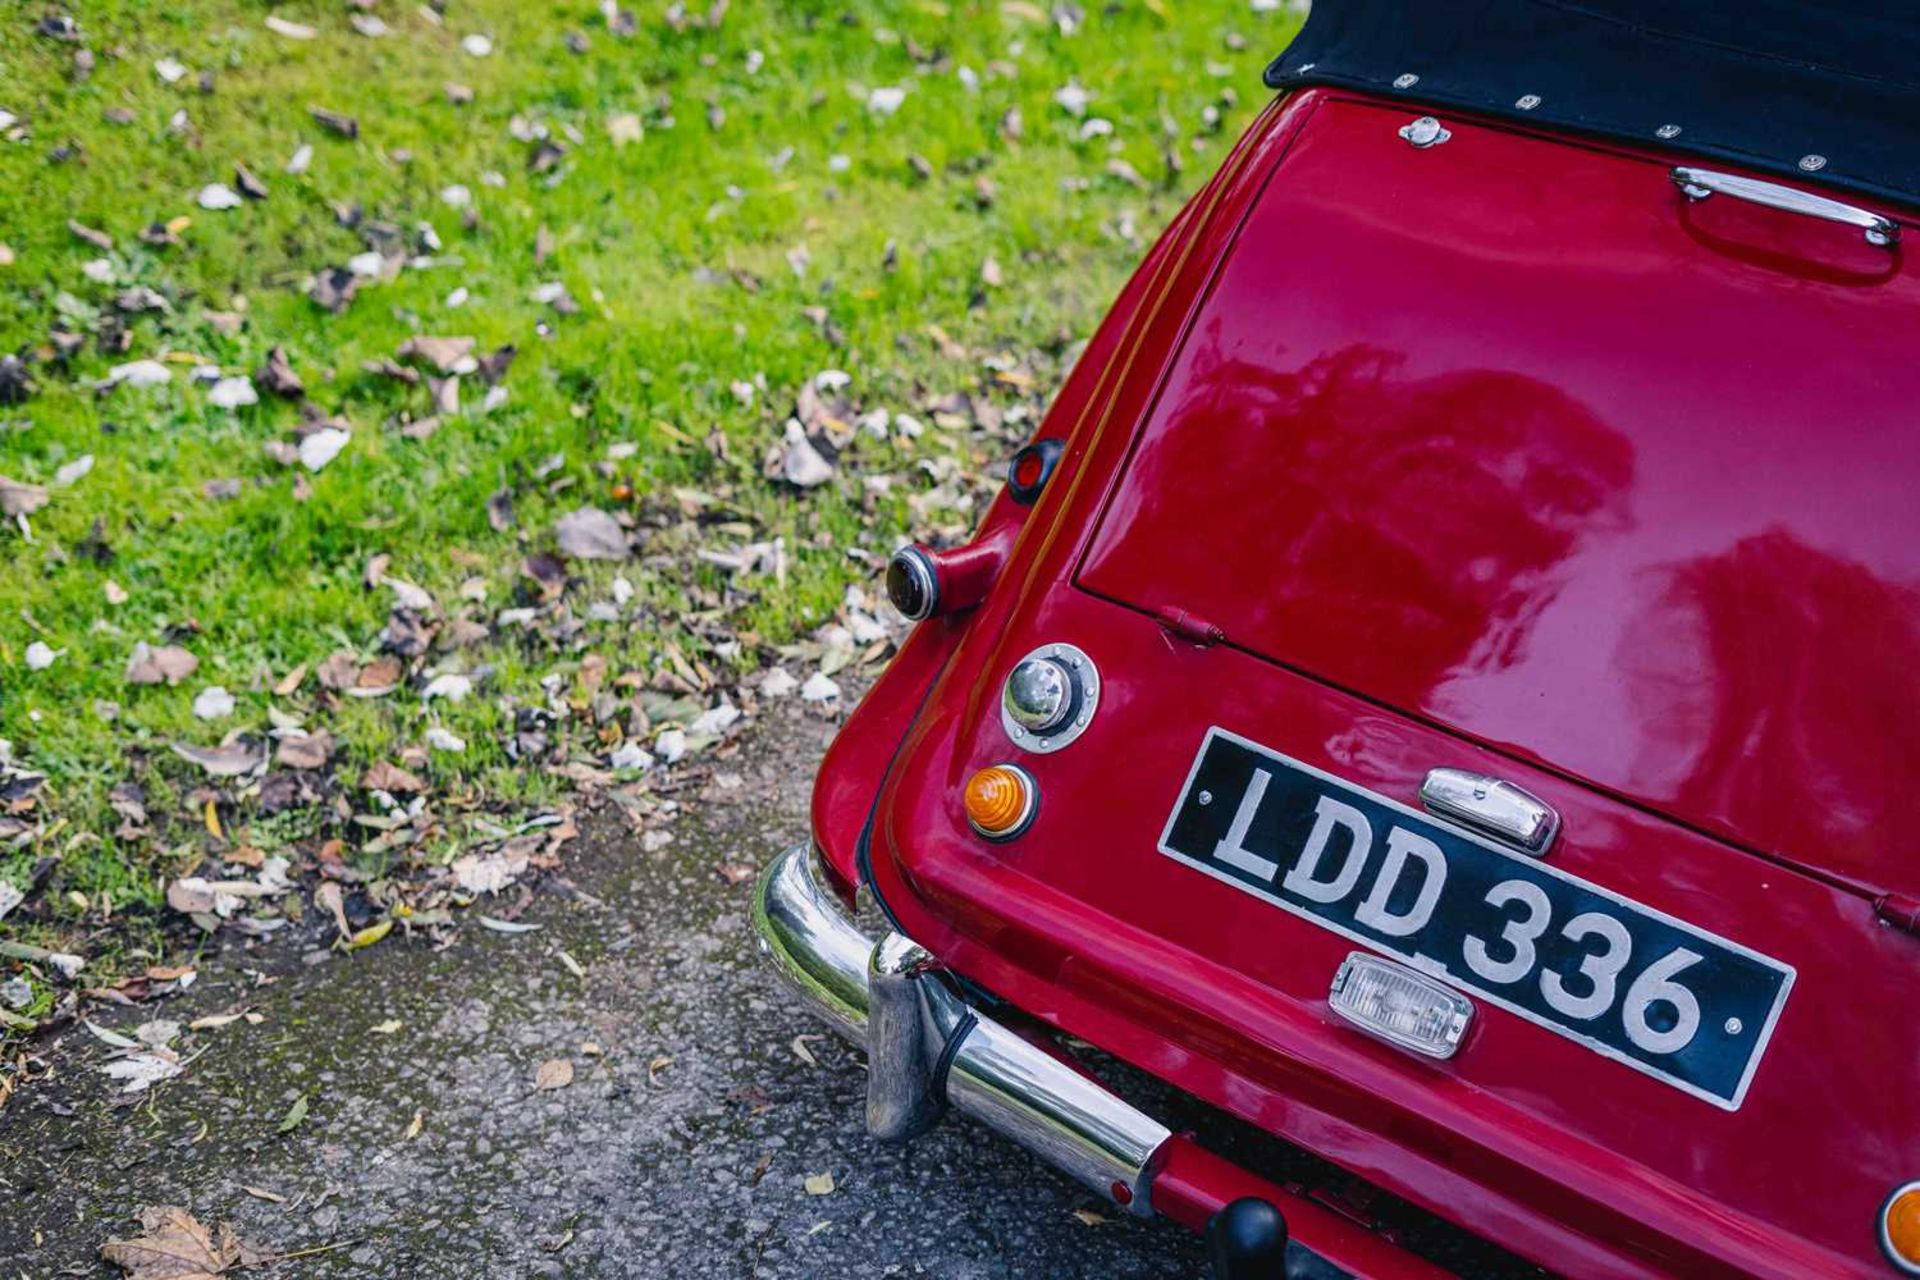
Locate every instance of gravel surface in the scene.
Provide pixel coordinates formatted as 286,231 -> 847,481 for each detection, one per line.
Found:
1,702 -> 1212,1278
3,698 -> 1546,1279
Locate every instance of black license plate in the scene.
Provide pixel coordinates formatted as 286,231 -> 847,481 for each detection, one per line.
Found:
1159,728 -> 1794,1109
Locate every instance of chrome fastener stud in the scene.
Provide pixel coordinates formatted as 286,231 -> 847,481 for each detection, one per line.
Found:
1398,116 -> 1450,149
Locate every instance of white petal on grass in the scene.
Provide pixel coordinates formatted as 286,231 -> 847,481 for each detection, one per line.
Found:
299,427 -> 351,472
425,727 -> 467,753
460,33 -> 493,56
386,578 -> 435,611
688,702 -> 742,737
866,85 -> 907,116
53,454 -> 93,486
1080,117 -> 1114,140
440,184 -> 472,208
828,153 -> 850,173
814,369 -> 851,391
264,15 -> 317,38
192,686 -> 235,720
206,376 -> 258,409
610,741 -> 654,771
198,183 -> 243,210
154,57 -> 188,83
779,421 -> 834,488
654,729 -> 687,764
351,13 -> 389,36
108,359 -> 172,388
480,385 -> 508,412
82,259 -> 116,283
801,672 -> 843,703
529,281 -> 568,304
25,641 -> 59,671
101,1052 -> 183,1093
346,250 -> 387,277
285,143 -> 313,174
1054,82 -> 1091,116
445,286 -> 469,308
422,673 -> 472,703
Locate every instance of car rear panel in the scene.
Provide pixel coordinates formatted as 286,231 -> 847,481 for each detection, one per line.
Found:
862,92 -> 1919,1278
1076,94 -> 1920,901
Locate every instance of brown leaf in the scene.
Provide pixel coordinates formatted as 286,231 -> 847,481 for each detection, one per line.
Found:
314,652 -> 360,691
275,731 -> 332,770
534,1058 -> 574,1091
520,551 -> 568,599
0,474 -> 49,518
355,656 -> 401,691
308,106 -> 358,138
68,219 -> 114,251
313,881 -> 350,939
233,162 -> 269,201
308,267 -> 360,313
126,643 -> 199,686
100,1205 -> 251,1280
553,507 -> 630,561
272,663 -> 307,696
361,761 -> 424,794
255,347 -> 303,399
170,741 -> 266,777
395,335 -> 475,373
485,487 -> 515,532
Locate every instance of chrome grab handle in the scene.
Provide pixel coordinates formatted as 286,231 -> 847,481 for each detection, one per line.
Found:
1670,166 -> 1899,248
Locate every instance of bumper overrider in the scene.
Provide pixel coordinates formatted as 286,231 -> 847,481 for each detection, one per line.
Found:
753,844 -> 1452,1280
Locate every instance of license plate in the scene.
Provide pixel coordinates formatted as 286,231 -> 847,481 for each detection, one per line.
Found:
1159,728 -> 1794,1109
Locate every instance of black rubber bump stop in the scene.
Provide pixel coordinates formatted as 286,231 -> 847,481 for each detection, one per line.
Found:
1206,1196 -> 1290,1280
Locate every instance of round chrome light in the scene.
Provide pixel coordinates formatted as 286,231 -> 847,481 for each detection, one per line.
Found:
1003,658 -> 1073,734
999,642 -> 1099,753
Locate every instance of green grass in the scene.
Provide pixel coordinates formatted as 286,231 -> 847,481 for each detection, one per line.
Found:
0,0 -> 1283,963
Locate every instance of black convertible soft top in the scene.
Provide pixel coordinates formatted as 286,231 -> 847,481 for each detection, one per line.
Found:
1267,1 -> 1920,212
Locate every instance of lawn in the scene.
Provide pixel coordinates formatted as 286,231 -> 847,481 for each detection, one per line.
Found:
0,0 -> 1285,993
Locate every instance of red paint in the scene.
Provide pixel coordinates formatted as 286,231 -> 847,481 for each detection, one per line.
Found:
922,524 -> 1015,615
813,90 -> 1920,1278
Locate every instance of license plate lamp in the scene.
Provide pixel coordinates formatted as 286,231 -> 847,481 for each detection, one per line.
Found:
1328,952 -> 1474,1060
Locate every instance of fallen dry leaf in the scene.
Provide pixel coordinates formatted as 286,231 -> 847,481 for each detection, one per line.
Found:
0,474 -> 49,518
554,507 -> 630,560
255,347 -> 302,398
361,761 -> 424,794
170,741 -> 265,777
126,643 -> 198,686
309,106 -> 357,138
274,731 -> 332,770
534,1057 -> 574,1091
100,1205 -> 254,1280
396,335 -> 475,372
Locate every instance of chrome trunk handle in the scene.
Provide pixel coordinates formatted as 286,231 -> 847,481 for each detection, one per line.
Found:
1671,166 -> 1899,247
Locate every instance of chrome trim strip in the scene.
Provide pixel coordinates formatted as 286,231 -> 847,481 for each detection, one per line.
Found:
1670,166 -> 1900,247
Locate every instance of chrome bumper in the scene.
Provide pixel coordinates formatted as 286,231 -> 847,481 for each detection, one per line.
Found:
752,843 -> 1172,1213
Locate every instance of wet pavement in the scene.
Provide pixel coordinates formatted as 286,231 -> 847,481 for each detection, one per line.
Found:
0,701 -> 1214,1278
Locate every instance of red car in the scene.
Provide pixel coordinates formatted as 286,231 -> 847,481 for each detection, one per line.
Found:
755,3 -> 1920,1276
